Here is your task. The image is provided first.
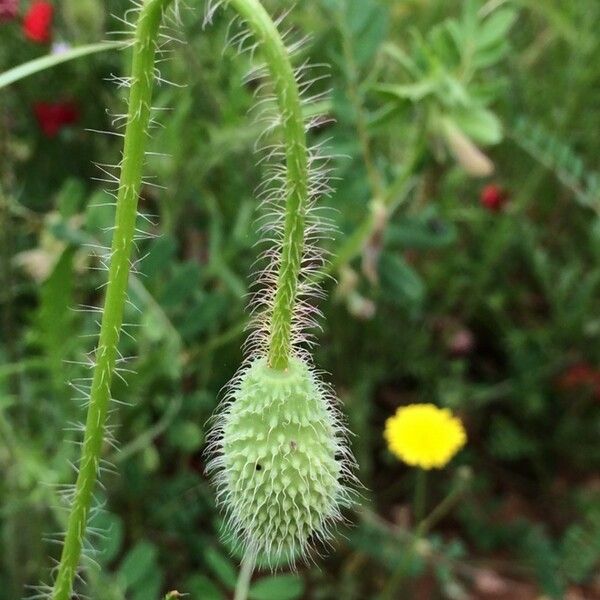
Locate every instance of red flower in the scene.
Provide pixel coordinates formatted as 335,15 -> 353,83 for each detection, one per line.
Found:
0,0 -> 19,22
557,362 -> 600,401
480,184 -> 508,212
23,1 -> 53,43
33,101 -> 79,137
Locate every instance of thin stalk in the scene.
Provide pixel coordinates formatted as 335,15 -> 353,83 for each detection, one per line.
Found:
225,0 -> 310,371
336,7 -> 384,201
51,0 -> 173,597
417,467 -> 471,537
314,123 -> 425,284
382,559 -> 409,600
0,357 -> 45,381
382,468 -> 428,600
413,468 -> 427,527
234,552 -> 256,600
0,110 -> 18,401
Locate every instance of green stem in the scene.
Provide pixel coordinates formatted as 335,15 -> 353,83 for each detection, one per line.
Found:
0,357 -> 45,381
416,467 -> 471,537
384,469 -> 471,598
51,1 -> 173,597
413,469 -> 427,528
234,552 -> 256,600
336,6 -> 384,201
224,0 -> 309,371
383,468 -> 428,600
381,560 -> 409,600
314,129 -> 424,285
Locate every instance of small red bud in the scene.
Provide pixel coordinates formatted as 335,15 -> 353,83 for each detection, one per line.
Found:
33,101 -> 79,137
23,0 -> 53,44
480,184 -> 508,212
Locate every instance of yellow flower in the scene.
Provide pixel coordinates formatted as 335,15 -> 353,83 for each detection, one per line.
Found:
384,404 -> 466,469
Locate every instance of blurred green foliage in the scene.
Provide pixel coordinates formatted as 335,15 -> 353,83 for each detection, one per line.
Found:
1,0 -> 599,598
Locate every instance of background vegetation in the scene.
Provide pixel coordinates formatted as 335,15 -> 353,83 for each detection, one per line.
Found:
1,0 -> 599,598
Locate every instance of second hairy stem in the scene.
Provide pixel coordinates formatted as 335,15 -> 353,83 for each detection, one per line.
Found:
227,0 -> 310,371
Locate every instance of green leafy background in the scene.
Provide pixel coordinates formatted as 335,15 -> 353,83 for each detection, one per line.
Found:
1,0 -> 599,598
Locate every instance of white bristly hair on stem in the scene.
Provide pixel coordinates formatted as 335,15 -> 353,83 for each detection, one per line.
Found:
206,0 -> 358,580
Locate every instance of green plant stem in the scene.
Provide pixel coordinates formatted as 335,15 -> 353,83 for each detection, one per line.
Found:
224,0 -> 309,371
417,467 -> 471,537
413,468 -> 427,527
234,552 -> 256,600
51,1 -> 173,598
382,559 -> 410,600
113,397 -> 182,464
314,128 -> 424,284
382,468 -> 428,600
0,42 -> 126,90
0,357 -> 46,381
382,469 -> 471,598
336,7 -> 384,201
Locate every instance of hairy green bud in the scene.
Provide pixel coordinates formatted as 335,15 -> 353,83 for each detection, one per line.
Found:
209,356 -> 353,563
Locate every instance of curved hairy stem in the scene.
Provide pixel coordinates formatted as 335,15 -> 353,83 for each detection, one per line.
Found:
52,0 -> 309,596
225,0 -> 310,371
51,0 -> 173,597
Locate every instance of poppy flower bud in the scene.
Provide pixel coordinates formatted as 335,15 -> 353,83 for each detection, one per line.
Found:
209,356 -> 354,563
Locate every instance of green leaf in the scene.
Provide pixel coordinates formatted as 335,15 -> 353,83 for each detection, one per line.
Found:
349,4 -> 389,67
249,575 -> 305,600
141,236 -> 178,279
93,511 -> 124,564
159,262 -> 203,309
488,416 -> 536,460
382,42 -> 421,78
385,209 -> 457,250
374,80 -> 438,102
85,190 -> 119,245
203,547 -> 237,588
378,253 -> 425,309
523,528 -> 565,599
167,420 -> 204,453
47,218 -> 90,247
132,570 -> 163,600
0,42 -> 125,89
430,21 -> 462,68
452,106 -> 502,145
185,574 -> 225,600
473,39 -> 512,70
179,292 -> 228,339
57,179 -> 86,218
118,541 -> 159,591
560,514 -> 600,583
34,247 -> 76,394
478,8 -> 518,50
